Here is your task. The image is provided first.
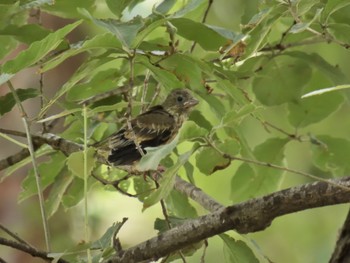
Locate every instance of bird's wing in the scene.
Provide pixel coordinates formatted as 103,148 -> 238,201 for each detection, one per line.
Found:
109,105 -> 175,150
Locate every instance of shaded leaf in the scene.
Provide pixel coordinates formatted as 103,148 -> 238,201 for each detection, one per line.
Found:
19,152 -> 66,202
311,135 -> 350,176
221,234 -> 259,263
230,138 -> 288,202
45,171 -> 74,218
327,23 -> 350,43
253,56 -> 312,105
0,88 -> 40,116
321,0 -> 350,23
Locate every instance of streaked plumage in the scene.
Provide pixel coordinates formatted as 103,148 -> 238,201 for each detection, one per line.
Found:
97,89 -> 198,166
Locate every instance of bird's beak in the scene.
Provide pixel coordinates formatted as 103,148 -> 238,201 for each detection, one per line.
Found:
184,98 -> 199,108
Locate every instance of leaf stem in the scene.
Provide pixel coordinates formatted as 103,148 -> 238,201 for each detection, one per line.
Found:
7,80 -> 51,251
83,104 -> 91,262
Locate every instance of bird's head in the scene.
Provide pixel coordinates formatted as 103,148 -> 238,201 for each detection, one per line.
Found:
162,89 -> 199,116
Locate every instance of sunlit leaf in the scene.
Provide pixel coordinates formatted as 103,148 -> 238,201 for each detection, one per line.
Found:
2,20 -> 82,73
143,150 -> 193,210
301,84 -> 350,98
67,148 -> 96,179
137,134 -> 179,171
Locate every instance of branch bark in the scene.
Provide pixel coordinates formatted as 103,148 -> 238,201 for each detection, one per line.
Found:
329,207 -> 350,263
106,177 -> 350,263
0,237 -> 69,263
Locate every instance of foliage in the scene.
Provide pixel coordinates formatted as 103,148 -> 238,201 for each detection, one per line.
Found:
1,0 -> 350,262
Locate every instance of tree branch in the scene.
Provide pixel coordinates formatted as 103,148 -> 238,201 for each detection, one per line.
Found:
329,207 -> 350,263
106,176 -> 350,263
174,176 -> 224,212
0,236 -> 69,263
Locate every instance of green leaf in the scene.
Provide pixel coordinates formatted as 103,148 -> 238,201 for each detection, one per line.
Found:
2,146 -> 53,182
137,134 -> 179,171
42,33 -> 122,73
327,23 -> 350,44
91,222 -> 124,249
61,178 -> 84,208
19,152 -> 66,202
221,234 -> 259,263
67,148 -> 96,178
195,140 -> 239,175
2,20 -> 82,74
45,172 -> 74,218
159,53 -> 203,89
106,0 -> 132,17
288,71 -> 344,128
80,9 -> 144,48
138,55 -> 183,89
290,8 -> 322,33
252,56 -> 312,105
0,24 -> 50,44
155,0 -> 177,15
170,18 -> 228,51
311,136 -> 350,176
0,36 -> 17,61
43,0 -> 95,19
66,67 -> 123,101
230,138 -> 288,202
179,121 -> 207,143
286,51 -> 347,85
37,108 -> 81,123
173,0 -> 206,18
321,0 -> 350,23
222,104 -> 258,126
0,88 -> 40,116
165,189 -> 198,218
288,92 -> 343,128
143,150 -> 193,210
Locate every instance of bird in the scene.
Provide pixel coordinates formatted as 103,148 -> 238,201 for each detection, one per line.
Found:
95,88 -> 199,168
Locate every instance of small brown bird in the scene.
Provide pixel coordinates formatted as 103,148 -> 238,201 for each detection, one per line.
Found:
97,89 -> 198,167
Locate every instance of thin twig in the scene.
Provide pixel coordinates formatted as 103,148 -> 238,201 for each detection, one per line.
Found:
6,81 -> 51,251
205,137 -> 350,192
200,240 -> 208,263
0,237 -> 69,263
82,104 -> 92,262
147,83 -> 161,111
141,70 -> 151,113
126,51 -> 145,157
0,224 -> 30,245
190,0 -> 214,52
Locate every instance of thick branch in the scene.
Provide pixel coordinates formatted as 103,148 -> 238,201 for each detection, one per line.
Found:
107,177 -> 350,263
329,207 -> 350,263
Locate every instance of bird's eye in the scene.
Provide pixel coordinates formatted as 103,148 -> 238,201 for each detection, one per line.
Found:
177,96 -> 183,102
